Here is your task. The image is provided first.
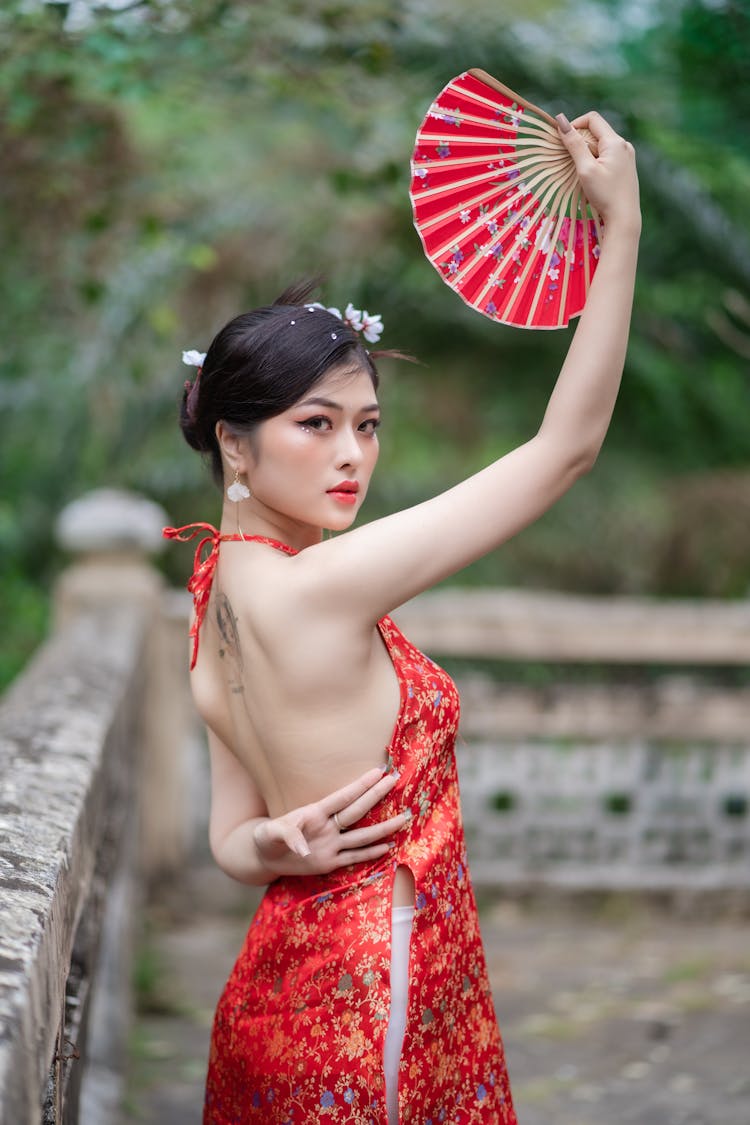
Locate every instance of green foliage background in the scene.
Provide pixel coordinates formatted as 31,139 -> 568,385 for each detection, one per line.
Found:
1,0 -> 749,687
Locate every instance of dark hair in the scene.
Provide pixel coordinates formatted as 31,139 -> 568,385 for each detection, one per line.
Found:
180,280 -> 409,485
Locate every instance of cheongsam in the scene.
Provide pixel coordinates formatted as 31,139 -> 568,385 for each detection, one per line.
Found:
162,524 -> 516,1125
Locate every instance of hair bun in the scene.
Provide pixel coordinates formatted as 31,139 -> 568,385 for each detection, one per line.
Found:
179,386 -> 208,453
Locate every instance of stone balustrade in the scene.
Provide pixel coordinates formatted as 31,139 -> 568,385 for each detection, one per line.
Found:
0,490 -> 190,1125
393,591 -> 750,890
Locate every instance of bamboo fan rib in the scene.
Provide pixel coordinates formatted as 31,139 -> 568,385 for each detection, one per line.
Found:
410,69 -> 603,330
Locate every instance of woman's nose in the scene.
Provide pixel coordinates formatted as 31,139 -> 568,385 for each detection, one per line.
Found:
335,429 -> 364,469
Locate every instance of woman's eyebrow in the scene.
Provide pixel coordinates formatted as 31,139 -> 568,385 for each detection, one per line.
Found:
298,396 -> 380,412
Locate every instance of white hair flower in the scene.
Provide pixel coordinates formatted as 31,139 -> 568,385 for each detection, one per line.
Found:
304,301 -> 384,343
359,312 -> 384,344
343,303 -> 364,331
182,350 -> 206,367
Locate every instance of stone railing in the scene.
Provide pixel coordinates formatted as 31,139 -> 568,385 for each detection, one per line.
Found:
395,590 -> 750,890
0,490 -> 192,1125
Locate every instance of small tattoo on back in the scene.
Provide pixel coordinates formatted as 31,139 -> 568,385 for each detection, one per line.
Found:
215,592 -> 244,692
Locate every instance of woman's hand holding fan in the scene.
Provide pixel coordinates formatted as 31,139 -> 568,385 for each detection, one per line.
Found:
555,110 -> 640,235
410,70 -> 639,330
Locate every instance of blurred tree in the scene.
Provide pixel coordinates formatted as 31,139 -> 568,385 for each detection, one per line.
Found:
1,0 -> 748,686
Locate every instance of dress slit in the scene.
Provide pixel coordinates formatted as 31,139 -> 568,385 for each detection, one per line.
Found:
384,903 -> 415,1124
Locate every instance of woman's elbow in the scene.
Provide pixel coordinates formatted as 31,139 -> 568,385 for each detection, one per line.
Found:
574,443 -> 600,477
557,441 -> 599,489
537,428 -> 601,486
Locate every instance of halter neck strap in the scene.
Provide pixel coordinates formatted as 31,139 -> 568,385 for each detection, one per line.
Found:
162,522 -> 297,670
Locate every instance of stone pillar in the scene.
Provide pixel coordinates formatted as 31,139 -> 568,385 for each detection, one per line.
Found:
54,488 -> 192,879
50,489 -> 196,1124
54,487 -> 167,629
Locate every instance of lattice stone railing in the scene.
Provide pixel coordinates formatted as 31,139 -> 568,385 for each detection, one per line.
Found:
394,589 -> 750,889
458,735 -> 750,888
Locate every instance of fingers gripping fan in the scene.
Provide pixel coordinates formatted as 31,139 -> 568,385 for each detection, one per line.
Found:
410,69 -> 602,329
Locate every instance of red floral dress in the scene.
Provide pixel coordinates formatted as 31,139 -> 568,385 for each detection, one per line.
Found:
163,525 -> 516,1125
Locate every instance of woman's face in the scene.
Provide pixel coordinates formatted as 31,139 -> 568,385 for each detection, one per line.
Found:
243,363 -> 381,538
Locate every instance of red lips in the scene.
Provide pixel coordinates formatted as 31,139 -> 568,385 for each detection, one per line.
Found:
327,480 -> 359,504
327,480 -> 359,494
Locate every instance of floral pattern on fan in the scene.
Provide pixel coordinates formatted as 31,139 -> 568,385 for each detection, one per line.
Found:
410,69 -> 602,330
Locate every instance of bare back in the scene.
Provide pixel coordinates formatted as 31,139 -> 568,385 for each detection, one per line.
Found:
189,539 -> 401,818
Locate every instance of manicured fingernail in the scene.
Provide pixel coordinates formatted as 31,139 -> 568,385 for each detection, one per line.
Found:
556,112 -> 572,134
391,769 -> 401,781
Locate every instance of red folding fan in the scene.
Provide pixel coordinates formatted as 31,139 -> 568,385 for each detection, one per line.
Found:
410,69 -> 602,330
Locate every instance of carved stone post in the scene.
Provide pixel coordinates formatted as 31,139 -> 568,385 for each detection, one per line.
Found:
50,488 -> 193,1122
54,488 -> 191,879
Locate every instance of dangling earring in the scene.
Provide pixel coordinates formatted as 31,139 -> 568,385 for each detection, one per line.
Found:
226,468 -> 251,503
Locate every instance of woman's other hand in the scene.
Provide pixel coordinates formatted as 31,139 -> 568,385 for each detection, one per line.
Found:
253,766 -> 407,876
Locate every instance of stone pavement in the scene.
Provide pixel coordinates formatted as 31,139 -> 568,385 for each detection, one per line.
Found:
122,866 -> 750,1125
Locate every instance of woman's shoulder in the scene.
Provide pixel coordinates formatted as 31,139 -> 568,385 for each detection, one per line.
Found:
222,538 -> 376,648
217,535 -> 296,608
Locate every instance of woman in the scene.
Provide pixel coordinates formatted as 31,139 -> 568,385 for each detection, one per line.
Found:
165,111 -> 640,1124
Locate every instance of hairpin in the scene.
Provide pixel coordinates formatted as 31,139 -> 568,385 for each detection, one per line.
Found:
304,302 -> 383,344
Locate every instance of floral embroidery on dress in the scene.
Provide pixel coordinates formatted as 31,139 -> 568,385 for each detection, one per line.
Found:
202,605 -> 516,1123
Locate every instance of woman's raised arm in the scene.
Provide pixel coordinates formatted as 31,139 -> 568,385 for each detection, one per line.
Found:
291,110 -> 641,622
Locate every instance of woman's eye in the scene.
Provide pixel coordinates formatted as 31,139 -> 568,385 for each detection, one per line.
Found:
360,418 -> 381,434
299,416 -> 331,431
